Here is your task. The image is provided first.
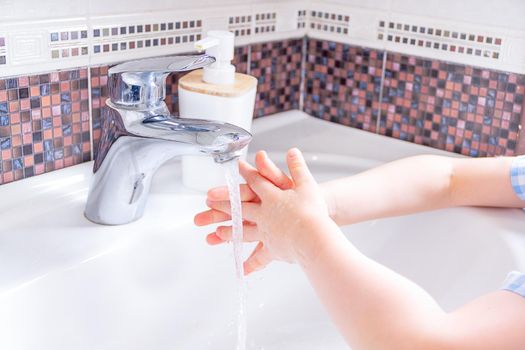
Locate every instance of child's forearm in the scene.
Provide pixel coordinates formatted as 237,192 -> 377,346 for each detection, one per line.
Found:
321,155 -> 455,226
299,220 -> 525,349
299,220 -> 448,349
322,155 -> 522,226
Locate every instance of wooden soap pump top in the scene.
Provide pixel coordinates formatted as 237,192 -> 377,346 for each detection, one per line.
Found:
178,69 -> 257,98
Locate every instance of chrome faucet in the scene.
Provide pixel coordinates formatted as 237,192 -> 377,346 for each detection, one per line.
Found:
84,55 -> 252,225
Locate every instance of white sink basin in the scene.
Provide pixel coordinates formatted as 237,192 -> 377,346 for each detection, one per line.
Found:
1,110 -> 524,349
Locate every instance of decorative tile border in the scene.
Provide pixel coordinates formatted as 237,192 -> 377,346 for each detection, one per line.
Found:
0,35 -> 6,66
379,53 -> 524,156
251,39 -> 302,117
49,28 -> 89,60
229,15 -> 252,38
309,10 -> 350,35
379,20 -> 502,60
303,39 -> 383,132
297,10 -> 307,29
92,20 -> 203,56
254,12 -> 277,35
0,69 -> 90,184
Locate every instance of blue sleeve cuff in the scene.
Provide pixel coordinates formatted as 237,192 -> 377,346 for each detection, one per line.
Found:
502,271 -> 525,298
510,156 -> 525,202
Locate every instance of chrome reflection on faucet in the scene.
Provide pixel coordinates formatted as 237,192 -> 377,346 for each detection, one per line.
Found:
84,55 -> 252,225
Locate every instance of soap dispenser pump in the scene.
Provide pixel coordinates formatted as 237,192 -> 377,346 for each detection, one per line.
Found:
194,30 -> 236,84
179,30 -> 257,191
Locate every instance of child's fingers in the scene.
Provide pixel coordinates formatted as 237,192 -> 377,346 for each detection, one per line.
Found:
286,148 -> 316,187
206,223 -> 260,245
206,233 -> 225,245
205,199 -> 260,222
194,209 -> 231,226
244,242 -> 273,275
255,151 -> 294,190
213,224 -> 261,243
239,160 -> 278,199
207,184 -> 258,202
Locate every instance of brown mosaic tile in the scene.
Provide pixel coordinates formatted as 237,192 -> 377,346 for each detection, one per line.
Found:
251,38 -> 302,118
303,39 -> 383,132
90,65 -> 109,159
0,69 -> 90,185
164,71 -> 184,117
233,45 -> 249,76
379,53 -> 525,156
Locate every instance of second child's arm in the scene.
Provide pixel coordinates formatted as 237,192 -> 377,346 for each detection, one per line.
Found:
323,155 -> 524,226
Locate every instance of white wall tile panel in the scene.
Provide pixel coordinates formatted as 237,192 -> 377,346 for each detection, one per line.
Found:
1,0 -> 525,76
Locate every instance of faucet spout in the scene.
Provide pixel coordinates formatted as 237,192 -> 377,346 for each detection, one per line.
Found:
84,54 -> 252,225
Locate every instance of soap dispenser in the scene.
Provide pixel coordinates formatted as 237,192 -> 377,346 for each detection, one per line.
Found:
178,30 -> 257,191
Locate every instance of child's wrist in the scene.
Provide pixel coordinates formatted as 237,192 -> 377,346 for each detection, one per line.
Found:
293,216 -> 340,268
320,184 -> 338,224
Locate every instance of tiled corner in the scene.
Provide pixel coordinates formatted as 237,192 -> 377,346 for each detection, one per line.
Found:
380,53 -> 525,156
303,39 -> 383,133
250,38 -> 302,118
0,69 -> 90,185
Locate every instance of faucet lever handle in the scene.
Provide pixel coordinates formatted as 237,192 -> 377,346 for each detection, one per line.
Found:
107,54 -> 216,110
108,55 -> 215,75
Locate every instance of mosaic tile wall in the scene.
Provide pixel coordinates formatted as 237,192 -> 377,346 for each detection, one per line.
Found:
304,38 -> 525,157
0,70 -> 91,185
2,36 -> 525,186
380,53 -> 524,156
251,39 -> 303,117
303,39 -> 383,132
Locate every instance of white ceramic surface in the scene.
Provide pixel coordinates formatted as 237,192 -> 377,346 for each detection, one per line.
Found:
1,110 -> 524,350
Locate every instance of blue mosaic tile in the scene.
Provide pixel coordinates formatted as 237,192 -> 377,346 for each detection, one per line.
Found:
44,150 -> 54,162
5,79 -> 17,89
61,103 -> 71,115
0,137 -> 11,150
13,158 -> 23,170
63,124 -> 72,136
42,118 -> 52,130
54,149 -> 64,160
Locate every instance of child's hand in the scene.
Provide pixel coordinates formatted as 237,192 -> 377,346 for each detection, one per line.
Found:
194,150 -> 294,245
195,148 -> 333,274
239,148 -> 332,273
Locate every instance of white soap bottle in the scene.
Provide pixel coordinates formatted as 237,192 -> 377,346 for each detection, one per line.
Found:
178,30 -> 257,191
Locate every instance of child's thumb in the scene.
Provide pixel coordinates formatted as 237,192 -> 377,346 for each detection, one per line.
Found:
286,148 -> 315,187
244,242 -> 272,275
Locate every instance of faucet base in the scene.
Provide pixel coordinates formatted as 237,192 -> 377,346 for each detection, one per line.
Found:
85,136 -> 194,225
